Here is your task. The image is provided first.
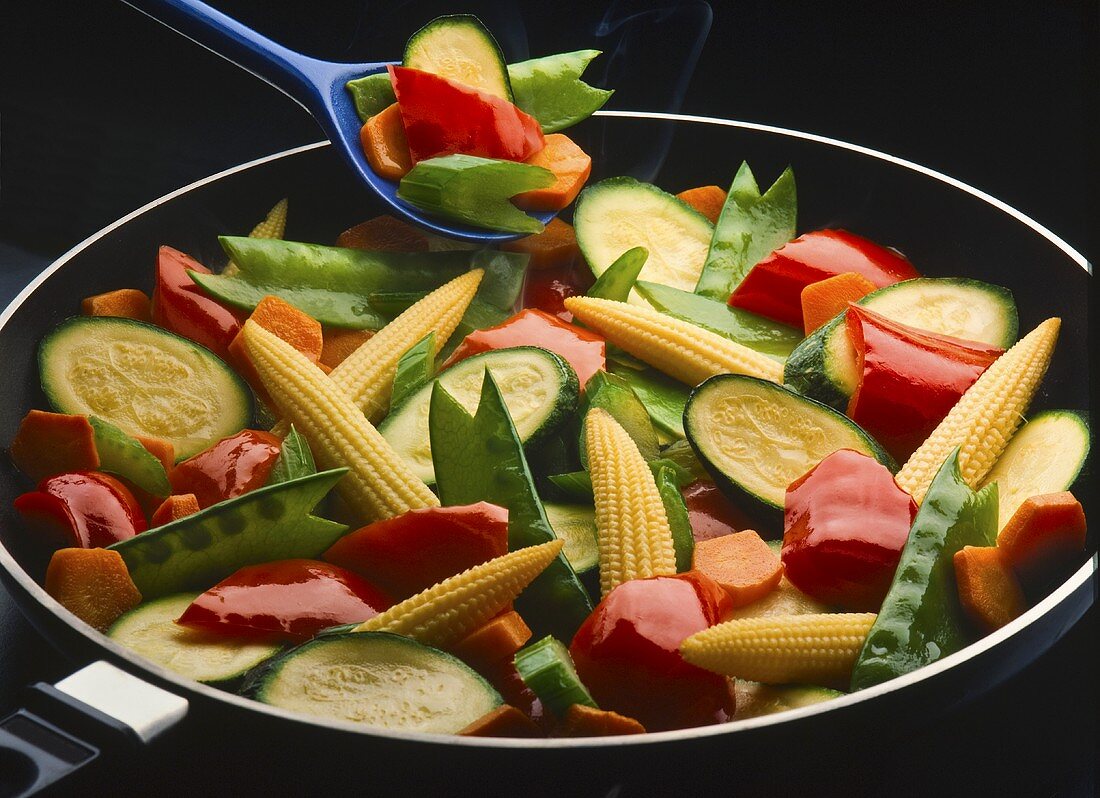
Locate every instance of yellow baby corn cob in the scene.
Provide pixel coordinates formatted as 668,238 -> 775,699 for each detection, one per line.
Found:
680,613 -> 877,687
242,320 -> 439,522
585,408 -> 677,598
896,318 -> 1060,503
224,198 -> 288,276
563,296 -> 783,386
355,540 -> 564,648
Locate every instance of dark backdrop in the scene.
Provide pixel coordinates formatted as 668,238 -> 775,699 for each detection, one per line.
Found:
0,1 -> 1096,796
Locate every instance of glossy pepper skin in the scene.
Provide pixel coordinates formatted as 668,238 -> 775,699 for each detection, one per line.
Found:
728,230 -> 920,328
846,305 -> 1003,461
178,559 -> 391,641
14,472 -> 146,549
521,256 -> 594,322
570,572 -> 735,731
389,66 -> 545,164
446,308 -> 606,388
168,430 -> 282,510
782,449 -> 918,611
151,245 -> 244,359
682,481 -> 755,543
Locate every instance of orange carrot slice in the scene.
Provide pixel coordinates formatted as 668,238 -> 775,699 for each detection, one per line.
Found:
558,704 -> 646,737
228,295 -> 324,404
45,548 -> 142,631
336,215 -> 431,252
512,134 -> 592,212
81,288 -> 153,322
953,545 -> 1027,633
136,436 -> 175,470
9,410 -> 100,481
800,272 -> 878,334
692,530 -> 784,607
449,610 -> 533,672
359,103 -> 413,181
997,492 -> 1087,586
459,705 -> 543,738
500,217 -> 581,271
320,327 -> 375,370
150,493 -> 201,528
676,185 -> 728,224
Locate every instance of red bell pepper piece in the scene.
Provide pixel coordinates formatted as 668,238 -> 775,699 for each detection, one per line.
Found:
782,449 -> 918,611
728,230 -> 920,328
151,245 -> 245,359
389,65 -> 544,164
846,305 -> 1003,461
168,430 -> 282,510
323,503 -> 510,601
446,309 -> 606,389
569,572 -> 735,732
177,559 -> 391,641
521,257 -> 595,322
14,472 -> 146,549
682,481 -> 755,543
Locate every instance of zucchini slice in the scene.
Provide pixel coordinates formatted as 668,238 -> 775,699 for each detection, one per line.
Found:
253,632 -> 502,734
543,502 -> 599,575
403,15 -> 512,100
980,409 -> 1090,527
513,636 -> 597,716
574,177 -> 714,303
685,375 -> 893,522
108,594 -> 280,685
380,346 -> 579,485
39,317 -> 252,460
733,681 -> 842,720
784,277 -> 1018,409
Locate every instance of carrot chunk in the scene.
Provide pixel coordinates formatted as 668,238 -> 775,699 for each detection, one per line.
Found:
9,410 -> 100,481
500,217 -> 581,271
320,327 -> 375,370
512,134 -> 592,212
136,436 -> 175,470
676,185 -> 728,223
336,215 -> 431,252
81,288 -> 153,322
150,493 -> 201,527
459,705 -> 543,738
953,546 -> 1027,633
228,295 -> 324,404
692,530 -> 784,608
45,548 -> 142,631
359,103 -> 413,181
449,610 -> 533,672
558,704 -> 646,737
997,492 -> 1087,587
800,272 -> 878,334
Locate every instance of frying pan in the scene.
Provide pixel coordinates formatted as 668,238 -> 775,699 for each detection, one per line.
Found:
0,112 -> 1093,797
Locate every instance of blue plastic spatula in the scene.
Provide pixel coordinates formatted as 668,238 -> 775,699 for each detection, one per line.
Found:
122,0 -> 555,243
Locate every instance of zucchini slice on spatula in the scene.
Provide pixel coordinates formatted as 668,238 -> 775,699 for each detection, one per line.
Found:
403,14 -> 513,100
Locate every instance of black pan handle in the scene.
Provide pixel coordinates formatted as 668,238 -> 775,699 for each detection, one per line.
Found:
0,661 -> 187,797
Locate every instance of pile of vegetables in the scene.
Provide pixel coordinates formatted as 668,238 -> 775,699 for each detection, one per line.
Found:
7,14 -> 1090,740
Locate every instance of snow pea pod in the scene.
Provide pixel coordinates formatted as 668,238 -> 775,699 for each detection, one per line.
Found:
508,50 -> 613,134
346,72 -> 396,120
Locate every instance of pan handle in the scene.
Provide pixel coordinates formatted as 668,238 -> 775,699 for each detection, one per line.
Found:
0,661 -> 187,798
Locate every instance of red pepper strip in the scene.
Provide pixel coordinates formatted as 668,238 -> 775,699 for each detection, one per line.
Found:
389,65 -> 544,164
151,246 -> 245,359
446,308 -> 606,389
14,472 -> 146,549
178,559 -> 392,641
782,449 -> 917,611
569,572 -> 735,732
846,304 -> 1004,461
682,481 -> 755,543
323,503 -> 510,601
728,229 -> 920,328
168,430 -> 282,510
521,256 -> 594,322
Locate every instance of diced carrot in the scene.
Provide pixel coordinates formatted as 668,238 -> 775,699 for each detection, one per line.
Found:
512,134 -> 592,212
800,272 -> 878,334
359,103 -> 413,182
676,185 -> 728,224
9,410 -> 99,481
459,705 -> 543,738
692,530 -> 784,607
150,493 -> 200,527
45,548 -> 142,631
997,492 -> 1087,587
500,217 -> 581,271
953,546 -> 1027,633
558,704 -> 646,737
136,436 -> 175,470
81,288 -> 153,322
228,295 -> 324,404
449,610 -> 533,672
320,327 -> 375,370
336,215 -> 431,252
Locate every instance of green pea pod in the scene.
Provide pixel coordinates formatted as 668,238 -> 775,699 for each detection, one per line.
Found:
266,425 -> 316,485
610,365 -> 689,439
636,280 -> 802,360
655,464 -> 695,572
430,373 -> 592,640
586,246 -> 647,302
398,155 -> 555,235
89,417 -> 171,497
391,332 -> 436,408
694,162 -> 798,301
508,50 -> 613,134
109,469 -> 349,598
547,458 -> 692,503
346,72 -> 397,121
850,449 -> 998,691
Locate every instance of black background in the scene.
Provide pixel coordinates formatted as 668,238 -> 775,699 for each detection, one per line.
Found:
0,1 -> 1096,796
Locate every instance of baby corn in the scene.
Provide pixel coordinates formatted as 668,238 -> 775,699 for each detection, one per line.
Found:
224,198 -> 288,276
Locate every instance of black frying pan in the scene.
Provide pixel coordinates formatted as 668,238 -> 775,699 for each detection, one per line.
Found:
0,113 -> 1093,797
